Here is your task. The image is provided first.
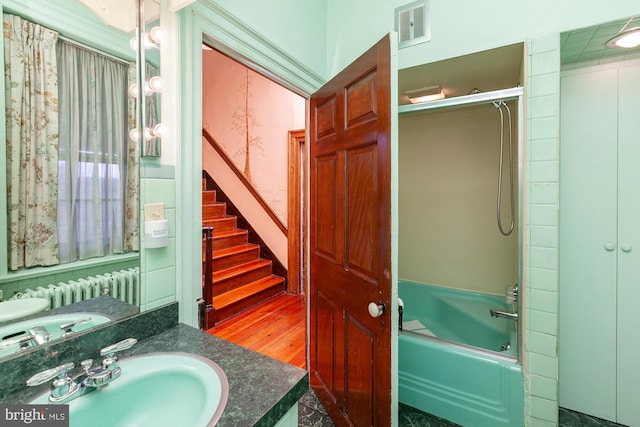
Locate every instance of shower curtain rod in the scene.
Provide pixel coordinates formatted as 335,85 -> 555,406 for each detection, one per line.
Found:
58,34 -> 132,66
398,86 -> 523,115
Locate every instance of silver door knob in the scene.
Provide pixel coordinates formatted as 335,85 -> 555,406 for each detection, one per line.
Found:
604,242 -> 616,251
621,244 -> 632,253
368,302 -> 386,318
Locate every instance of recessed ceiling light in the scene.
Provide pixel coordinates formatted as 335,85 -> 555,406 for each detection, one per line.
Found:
607,27 -> 640,48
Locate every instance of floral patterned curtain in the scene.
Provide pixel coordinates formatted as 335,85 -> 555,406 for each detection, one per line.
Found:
125,60 -> 159,250
126,63 -> 141,252
4,14 -> 60,270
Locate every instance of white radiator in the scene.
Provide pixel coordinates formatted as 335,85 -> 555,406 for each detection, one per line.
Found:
11,267 -> 139,308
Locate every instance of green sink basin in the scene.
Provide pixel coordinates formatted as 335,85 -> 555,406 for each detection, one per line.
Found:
0,313 -> 111,358
0,298 -> 49,322
30,352 -> 228,427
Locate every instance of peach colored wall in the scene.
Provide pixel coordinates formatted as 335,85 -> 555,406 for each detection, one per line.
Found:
202,48 -> 305,226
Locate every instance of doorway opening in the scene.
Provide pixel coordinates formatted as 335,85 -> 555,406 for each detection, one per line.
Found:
200,43 -> 307,369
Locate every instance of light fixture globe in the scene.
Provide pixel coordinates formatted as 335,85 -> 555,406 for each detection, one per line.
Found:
607,27 -> 640,49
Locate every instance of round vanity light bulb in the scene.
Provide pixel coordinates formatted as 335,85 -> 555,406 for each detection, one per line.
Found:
148,76 -> 163,93
143,127 -> 153,141
128,128 -> 140,142
128,83 -> 140,98
130,33 -> 156,50
148,26 -> 166,45
152,123 -> 168,139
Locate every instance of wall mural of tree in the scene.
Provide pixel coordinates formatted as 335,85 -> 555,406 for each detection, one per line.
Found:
230,68 -> 265,183
202,48 -> 305,226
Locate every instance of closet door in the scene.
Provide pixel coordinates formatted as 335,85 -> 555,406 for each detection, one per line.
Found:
559,67 -> 618,421
616,63 -> 640,427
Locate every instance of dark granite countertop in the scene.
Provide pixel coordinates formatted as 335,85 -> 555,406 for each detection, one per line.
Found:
2,322 -> 308,427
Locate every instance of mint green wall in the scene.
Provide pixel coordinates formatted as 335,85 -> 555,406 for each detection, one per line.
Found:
0,0 -> 135,62
204,0 -> 328,79
326,0 -> 640,75
525,35 -> 561,426
139,165 -> 177,312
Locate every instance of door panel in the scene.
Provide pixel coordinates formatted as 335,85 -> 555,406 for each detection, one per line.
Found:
315,290 -> 337,395
315,154 -> 339,259
559,67 -> 618,420
616,63 -> 640,427
346,315 -> 375,427
310,34 -> 393,426
346,144 -> 378,280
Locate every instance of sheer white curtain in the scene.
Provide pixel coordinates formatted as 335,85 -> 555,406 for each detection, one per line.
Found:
57,41 -> 132,262
4,14 -> 60,270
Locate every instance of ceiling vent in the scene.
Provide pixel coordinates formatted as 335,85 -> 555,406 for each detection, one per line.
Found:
395,0 -> 431,48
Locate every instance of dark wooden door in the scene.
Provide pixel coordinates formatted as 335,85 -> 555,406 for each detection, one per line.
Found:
310,34 -> 394,427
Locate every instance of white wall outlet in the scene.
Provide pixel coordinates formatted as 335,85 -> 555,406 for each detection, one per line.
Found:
144,203 -> 165,221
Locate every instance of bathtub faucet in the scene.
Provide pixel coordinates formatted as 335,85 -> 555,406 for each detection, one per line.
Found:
490,308 -> 518,321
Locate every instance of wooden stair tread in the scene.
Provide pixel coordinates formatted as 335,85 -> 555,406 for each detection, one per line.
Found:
213,275 -> 285,308
202,214 -> 235,222
210,229 -> 247,239
202,203 -> 225,211
203,216 -> 236,231
202,243 -> 258,263
213,243 -> 259,259
213,258 -> 272,282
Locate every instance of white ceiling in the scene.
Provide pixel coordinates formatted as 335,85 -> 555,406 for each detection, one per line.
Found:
75,0 -> 160,33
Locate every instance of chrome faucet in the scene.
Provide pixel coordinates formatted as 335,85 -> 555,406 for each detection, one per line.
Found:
30,326 -> 53,344
26,338 -> 137,403
0,326 -> 52,353
490,308 -> 518,321
59,316 -> 92,338
0,334 -> 37,352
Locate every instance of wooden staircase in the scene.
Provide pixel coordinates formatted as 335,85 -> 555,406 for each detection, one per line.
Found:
202,180 -> 286,325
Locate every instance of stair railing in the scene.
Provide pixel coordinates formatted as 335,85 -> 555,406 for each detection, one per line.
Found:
202,128 -> 287,235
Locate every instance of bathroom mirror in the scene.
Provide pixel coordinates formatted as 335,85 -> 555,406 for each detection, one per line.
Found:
139,0 -> 162,157
0,0 -> 144,361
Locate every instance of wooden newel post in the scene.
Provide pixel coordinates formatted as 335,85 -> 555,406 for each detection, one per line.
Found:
200,226 -> 215,329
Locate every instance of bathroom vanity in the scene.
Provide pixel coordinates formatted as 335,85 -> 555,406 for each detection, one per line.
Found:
0,302 -> 308,426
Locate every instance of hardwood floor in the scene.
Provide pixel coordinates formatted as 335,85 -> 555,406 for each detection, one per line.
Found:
206,293 -> 306,369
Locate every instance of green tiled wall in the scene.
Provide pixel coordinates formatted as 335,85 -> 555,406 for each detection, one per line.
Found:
139,164 -> 177,312
525,34 -> 561,425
